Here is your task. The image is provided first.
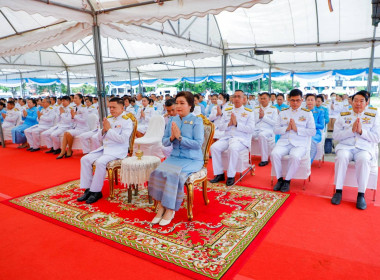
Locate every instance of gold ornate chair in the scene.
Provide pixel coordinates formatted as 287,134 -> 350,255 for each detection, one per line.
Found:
185,114 -> 215,221
93,113 -> 137,199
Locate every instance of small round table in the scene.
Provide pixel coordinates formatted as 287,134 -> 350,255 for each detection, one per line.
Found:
120,155 -> 161,203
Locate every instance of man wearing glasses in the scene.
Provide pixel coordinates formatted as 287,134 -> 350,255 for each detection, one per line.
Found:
209,90 -> 255,186
270,89 -> 316,192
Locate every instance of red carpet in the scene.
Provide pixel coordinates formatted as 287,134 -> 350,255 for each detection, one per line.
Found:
3,180 -> 292,280
1,145 -> 380,280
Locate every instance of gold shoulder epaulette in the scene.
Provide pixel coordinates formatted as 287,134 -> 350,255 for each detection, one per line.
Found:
340,112 -> 351,116
255,106 -> 260,109
364,112 -> 376,117
281,107 -> 289,111
349,107 -> 353,110
49,106 -> 53,109
302,108 -> 310,112
271,106 -> 276,108
369,106 -> 377,111
244,107 -> 253,112
14,108 -> 19,111
149,105 -> 153,107
107,115 -> 113,119
122,115 -> 130,120
81,104 -> 86,107
225,107 -> 233,111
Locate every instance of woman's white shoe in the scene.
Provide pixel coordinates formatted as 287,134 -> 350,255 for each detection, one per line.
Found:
151,209 -> 165,224
159,211 -> 175,226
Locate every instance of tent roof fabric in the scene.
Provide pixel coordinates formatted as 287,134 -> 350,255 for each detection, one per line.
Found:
0,0 -> 378,81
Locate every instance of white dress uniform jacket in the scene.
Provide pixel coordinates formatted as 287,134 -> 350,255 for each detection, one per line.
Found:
137,105 -> 155,134
2,108 -> 20,128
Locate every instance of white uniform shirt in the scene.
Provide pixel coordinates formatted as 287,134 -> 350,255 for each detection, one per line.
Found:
87,104 -> 98,115
38,106 -> 56,127
57,105 -> 74,128
72,104 -> 89,130
3,108 -> 20,126
125,105 -> 136,116
218,105 -> 256,148
254,104 -> 278,134
333,107 -> 380,159
275,107 -> 316,148
137,105 -> 155,126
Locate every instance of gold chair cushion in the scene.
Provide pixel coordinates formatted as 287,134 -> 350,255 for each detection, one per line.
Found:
106,159 -> 123,169
186,167 -> 208,184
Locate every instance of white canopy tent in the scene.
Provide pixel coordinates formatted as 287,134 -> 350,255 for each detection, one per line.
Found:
0,0 -> 377,88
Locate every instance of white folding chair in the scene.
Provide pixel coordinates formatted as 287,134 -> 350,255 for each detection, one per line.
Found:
271,138 -> 312,190
314,129 -> 327,167
72,113 -> 99,150
134,115 -> 165,158
251,136 -> 275,158
221,146 -> 255,185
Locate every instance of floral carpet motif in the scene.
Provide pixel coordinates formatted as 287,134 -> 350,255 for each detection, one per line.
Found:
8,180 -> 290,279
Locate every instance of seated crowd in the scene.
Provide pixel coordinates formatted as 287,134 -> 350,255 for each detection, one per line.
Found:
1,88 -> 378,226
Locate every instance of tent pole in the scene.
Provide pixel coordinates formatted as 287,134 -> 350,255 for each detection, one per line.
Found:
268,65 -> 272,93
128,61 -> 133,97
137,70 -> 142,94
193,67 -> 196,92
232,80 -> 235,92
222,53 -> 227,93
258,78 -> 261,92
92,15 -> 107,125
19,72 -> 24,98
291,71 -> 295,88
367,26 -> 377,93
65,67 -> 71,95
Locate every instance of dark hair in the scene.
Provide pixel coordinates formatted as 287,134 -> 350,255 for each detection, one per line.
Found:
62,96 -> 71,102
316,94 -> 324,102
75,93 -> 85,104
353,90 -> 369,102
211,94 -> 218,98
277,93 -> 285,99
21,98 -> 26,104
43,97 -> 51,104
28,98 -> 37,106
50,96 -> 57,102
142,96 -> 149,102
7,100 -> 15,106
109,97 -> 124,106
176,91 -> 195,112
165,94 -> 171,97
193,94 -> 200,101
123,96 -> 132,103
0,101 -> 5,107
259,92 -> 270,98
94,97 -> 98,101
289,89 -> 303,98
330,92 -> 336,96
219,92 -> 229,102
270,93 -> 277,96
165,98 -> 176,107
305,93 -> 316,100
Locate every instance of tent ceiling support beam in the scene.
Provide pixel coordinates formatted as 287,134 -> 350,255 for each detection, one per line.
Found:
32,0 -> 92,14
65,67 -> 71,95
0,10 -> 18,34
179,17 -> 197,37
92,15 -> 107,124
229,53 -> 270,69
222,53 -> 227,93
367,26 -> 377,92
167,21 -> 178,36
99,0 -> 171,14
268,64 -> 272,93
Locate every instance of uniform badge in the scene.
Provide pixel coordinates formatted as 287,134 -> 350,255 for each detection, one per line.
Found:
298,116 -> 306,122
241,112 -> 247,117
115,125 -> 121,128
362,117 -> 371,124
283,117 -> 288,120
345,118 -> 352,124
267,111 -> 272,114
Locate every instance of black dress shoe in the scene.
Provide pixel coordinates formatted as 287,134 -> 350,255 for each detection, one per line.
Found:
281,180 -> 290,192
26,147 -> 33,151
226,177 -> 235,186
356,196 -> 367,210
31,148 -> 40,152
53,148 -> 61,155
331,192 -> 342,205
45,148 -> 55,154
273,177 -> 284,191
86,192 -> 103,204
210,174 -> 225,183
77,189 -> 91,202
258,161 -> 269,167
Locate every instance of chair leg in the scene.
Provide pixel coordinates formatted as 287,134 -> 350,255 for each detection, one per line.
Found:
127,184 -> 133,203
153,200 -> 158,211
373,189 -> 376,202
134,184 -> 139,196
303,179 -> 306,190
309,175 -> 311,182
251,165 -> 255,176
202,180 -> 209,205
108,168 -> 114,199
114,168 -> 119,185
186,183 -> 194,221
322,154 -> 325,163
271,176 -> 274,186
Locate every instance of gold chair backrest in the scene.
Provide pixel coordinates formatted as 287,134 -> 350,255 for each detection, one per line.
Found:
197,114 -> 215,167
125,113 -> 138,157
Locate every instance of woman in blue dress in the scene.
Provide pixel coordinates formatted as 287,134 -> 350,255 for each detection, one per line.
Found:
148,91 -> 204,226
12,98 -> 38,148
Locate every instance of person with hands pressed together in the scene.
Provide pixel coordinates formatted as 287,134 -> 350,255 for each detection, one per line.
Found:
331,90 -> 380,210
78,97 -> 133,204
270,89 -> 316,192
209,90 -> 256,186
148,91 -> 204,226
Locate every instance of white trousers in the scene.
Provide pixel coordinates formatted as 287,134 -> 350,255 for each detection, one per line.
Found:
252,131 -> 273,162
41,127 -> 69,149
211,138 -> 247,178
80,150 -> 117,192
24,125 -> 51,149
271,144 -> 307,181
77,130 -> 100,154
335,148 -> 371,193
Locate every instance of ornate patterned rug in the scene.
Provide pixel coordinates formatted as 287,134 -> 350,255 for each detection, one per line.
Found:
4,180 -> 292,279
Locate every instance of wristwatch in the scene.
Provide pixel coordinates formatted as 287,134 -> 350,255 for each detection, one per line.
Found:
178,136 -> 183,141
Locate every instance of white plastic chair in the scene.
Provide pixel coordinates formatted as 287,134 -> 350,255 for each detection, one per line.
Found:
314,129 -> 327,167
72,113 -> 99,150
221,146 -> 255,182
271,138 -> 312,190
251,136 -> 275,157
334,144 -> 378,201
134,115 -> 165,158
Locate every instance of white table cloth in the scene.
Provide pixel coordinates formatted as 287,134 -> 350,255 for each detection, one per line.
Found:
120,155 -> 161,187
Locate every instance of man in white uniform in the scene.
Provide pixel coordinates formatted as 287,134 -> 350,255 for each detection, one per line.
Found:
253,92 -> 278,166
161,98 -> 177,158
209,90 -> 256,186
2,100 -> 19,129
331,91 -> 380,210
78,97 -> 133,204
24,97 -> 56,152
270,89 -> 316,192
